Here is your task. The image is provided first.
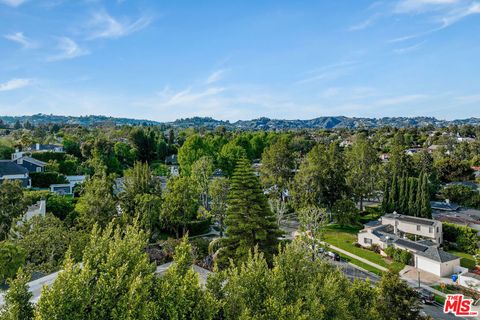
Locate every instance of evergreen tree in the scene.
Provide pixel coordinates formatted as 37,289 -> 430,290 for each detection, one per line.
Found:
218,158 -> 281,267
417,171 -> 432,219
407,177 -> 418,216
388,173 -> 399,212
398,174 -> 406,213
0,269 -> 34,320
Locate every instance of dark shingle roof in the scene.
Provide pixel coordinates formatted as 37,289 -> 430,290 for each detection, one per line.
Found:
394,238 -> 429,252
415,247 -> 460,263
364,220 -> 381,228
0,161 -> 28,176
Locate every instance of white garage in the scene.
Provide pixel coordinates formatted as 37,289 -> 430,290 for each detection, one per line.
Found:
414,247 -> 461,277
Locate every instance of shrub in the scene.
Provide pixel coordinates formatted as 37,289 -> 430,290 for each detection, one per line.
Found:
384,246 -> 412,265
443,223 -> 479,254
30,172 -> 68,188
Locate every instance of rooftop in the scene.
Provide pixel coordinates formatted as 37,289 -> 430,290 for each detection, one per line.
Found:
394,238 -> 429,252
431,201 -> 460,212
415,247 -> 460,263
0,160 -> 28,176
383,213 -> 436,226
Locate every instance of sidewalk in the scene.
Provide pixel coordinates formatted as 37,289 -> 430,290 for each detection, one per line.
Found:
322,242 -> 388,272
323,242 -> 447,298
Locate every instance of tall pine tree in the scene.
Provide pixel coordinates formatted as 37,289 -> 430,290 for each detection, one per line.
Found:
407,177 -> 417,216
417,171 -> 432,219
218,158 -> 281,267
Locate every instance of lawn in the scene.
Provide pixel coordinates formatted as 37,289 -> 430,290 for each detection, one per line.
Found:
446,250 -> 477,270
323,224 -> 405,273
328,248 -> 383,276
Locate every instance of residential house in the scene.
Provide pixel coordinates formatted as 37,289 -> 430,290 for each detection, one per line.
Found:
0,160 -> 31,187
13,156 -> 47,173
28,143 -> 63,152
358,213 -> 460,277
50,175 -> 86,195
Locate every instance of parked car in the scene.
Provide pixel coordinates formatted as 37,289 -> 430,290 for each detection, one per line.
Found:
326,251 -> 340,261
416,289 -> 434,304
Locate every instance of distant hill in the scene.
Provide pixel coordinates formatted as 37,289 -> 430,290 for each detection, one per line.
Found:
1,113 -> 480,130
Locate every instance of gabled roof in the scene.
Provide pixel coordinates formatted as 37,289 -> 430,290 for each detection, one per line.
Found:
0,160 -> 28,176
20,156 -> 47,167
415,247 -> 460,263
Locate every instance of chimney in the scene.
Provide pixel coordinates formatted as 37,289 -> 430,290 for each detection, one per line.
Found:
36,143 -> 40,151
446,199 -> 450,205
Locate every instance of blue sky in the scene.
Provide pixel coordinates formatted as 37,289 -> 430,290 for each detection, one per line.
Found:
0,0 -> 479,121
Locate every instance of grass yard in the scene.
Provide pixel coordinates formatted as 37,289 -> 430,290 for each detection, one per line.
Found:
446,250 -> 477,270
328,248 -> 383,276
323,224 -> 405,273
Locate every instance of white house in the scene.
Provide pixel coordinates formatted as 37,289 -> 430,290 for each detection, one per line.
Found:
358,213 -> 460,277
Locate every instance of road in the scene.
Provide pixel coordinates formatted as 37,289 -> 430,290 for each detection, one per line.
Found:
329,258 -> 468,320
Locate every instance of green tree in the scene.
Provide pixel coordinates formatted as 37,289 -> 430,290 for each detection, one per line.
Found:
178,135 -> 212,176
331,199 -> 359,227
134,194 -> 162,238
0,269 -> 34,320
375,271 -> 421,320
154,235 -> 218,319
0,181 -> 25,241
120,161 -> 161,217
218,142 -> 247,177
416,171 -> 432,219
13,214 -> 71,273
260,137 -> 295,198
218,158 -> 281,267
161,176 -> 199,238
129,127 -> 158,163
191,156 -> 214,209
292,143 -> 347,209
35,223 -> 157,320
346,134 -> 379,210
209,177 -> 229,237
0,242 -> 25,284
46,195 -> 75,220
75,174 -> 116,229
407,177 -> 418,216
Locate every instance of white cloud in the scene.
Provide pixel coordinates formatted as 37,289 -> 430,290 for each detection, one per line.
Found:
440,2 -> 480,26
393,41 -> 425,53
86,10 -> 152,39
0,78 -> 32,92
48,37 -> 89,61
158,86 -> 225,107
205,69 -> 226,85
4,32 -> 36,49
395,0 -> 461,13
296,61 -> 358,85
456,94 -> 480,103
0,0 -> 26,7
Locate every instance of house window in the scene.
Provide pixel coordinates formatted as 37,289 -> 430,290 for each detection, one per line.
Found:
36,167 -> 42,173
364,238 -> 372,245
437,227 -> 439,233
416,225 -> 421,231
429,227 -> 433,233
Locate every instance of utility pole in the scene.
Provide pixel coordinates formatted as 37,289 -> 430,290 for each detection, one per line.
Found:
416,255 -> 420,289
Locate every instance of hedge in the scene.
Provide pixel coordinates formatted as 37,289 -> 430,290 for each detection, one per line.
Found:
443,222 -> 479,254
30,172 -> 68,188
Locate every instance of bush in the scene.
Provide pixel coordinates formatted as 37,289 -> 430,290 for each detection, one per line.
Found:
443,223 -> 479,254
30,172 -> 68,188
31,152 -> 66,163
384,246 -> 412,265
441,185 -> 476,205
